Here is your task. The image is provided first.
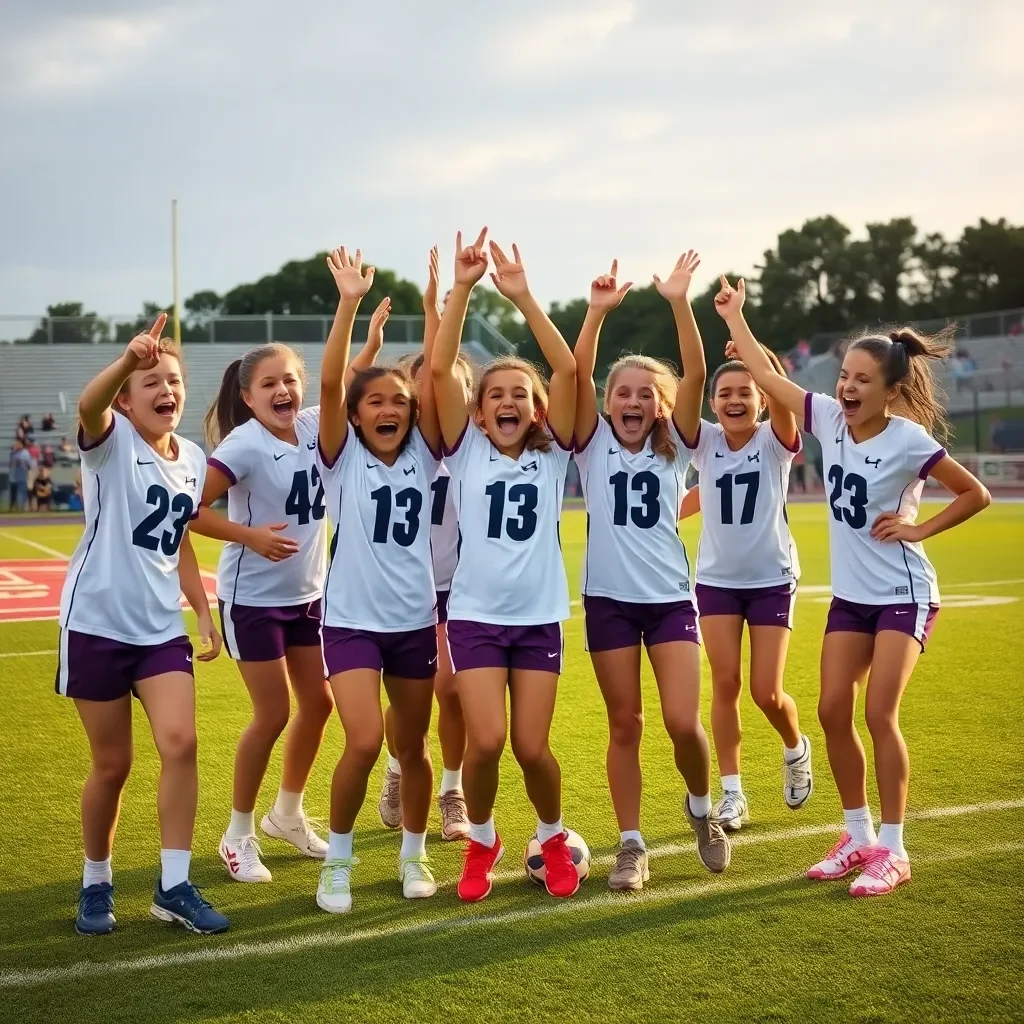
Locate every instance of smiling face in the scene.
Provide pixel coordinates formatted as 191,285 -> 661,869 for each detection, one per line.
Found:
474,367 -> 539,451
117,352 -> 185,437
351,372 -> 413,459
711,368 -> 763,434
244,352 -> 304,434
606,366 -> 665,448
836,347 -> 895,428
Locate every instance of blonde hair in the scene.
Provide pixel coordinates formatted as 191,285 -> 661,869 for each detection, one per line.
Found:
476,357 -> 552,452
602,354 -> 679,459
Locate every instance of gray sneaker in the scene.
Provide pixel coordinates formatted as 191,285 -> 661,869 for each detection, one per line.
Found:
685,797 -> 732,873
378,767 -> 401,829
783,735 -> 813,809
437,790 -> 471,841
714,790 -> 750,832
608,839 -> 650,891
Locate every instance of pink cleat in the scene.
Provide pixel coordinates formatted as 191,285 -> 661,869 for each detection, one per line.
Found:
849,848 -> 911,897
806,831 -> 876,880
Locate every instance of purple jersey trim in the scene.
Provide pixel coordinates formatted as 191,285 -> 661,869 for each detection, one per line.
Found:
803,391 -> 814,434
918,447 -> 946,480
318,428 -> 349,470
443,421 -> 470,457
78,417 -> 115,452
207,457 -> 237,486
678,419 -> 701,451
419,427 -> 443,462
546,420 -> 573,452
574,418 -> 599,454
772,424 -> 802,454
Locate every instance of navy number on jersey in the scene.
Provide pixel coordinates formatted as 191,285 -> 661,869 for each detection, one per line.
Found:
285,467 -> 327,526
484,481 -> 538,541
716,472 -> 759,525
609,471 -> 660,529
370,485 -> 423,547
827,466 -> 868,529
131,484 -> 194,556
430,476 -> 450,526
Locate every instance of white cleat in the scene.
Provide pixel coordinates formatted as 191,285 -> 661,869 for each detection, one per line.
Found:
219,833 -> 272,883
316,857 -> 358,913
261,809 -> 328,859
784,734 -> 813,809
399,855 -> 438,899
714,791 -> 750,832
849,848 -> 911,897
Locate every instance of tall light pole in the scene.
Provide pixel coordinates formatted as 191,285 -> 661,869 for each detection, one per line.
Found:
171,199 -> 182,344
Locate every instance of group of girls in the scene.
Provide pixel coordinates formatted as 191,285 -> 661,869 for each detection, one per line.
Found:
58,232 -> 991,937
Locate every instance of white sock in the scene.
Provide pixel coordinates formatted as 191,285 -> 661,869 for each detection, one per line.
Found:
469,817 -> 496,848
387,754 -> 402,775
160,849 -> 191,891
439,767 -> 463,794
537,817 -> 564,844
226,809 -> 255,839
877,822 -> 907,859
721,774 -> 743,795
620,830 -> 645,850
83,856 -> 112,888
843,806 -> 877,848
327,830 -> 353,861
784,736 -> 806,763
688,792 -> 713,819
400,829 -> 427,860
274,788 -> 303,818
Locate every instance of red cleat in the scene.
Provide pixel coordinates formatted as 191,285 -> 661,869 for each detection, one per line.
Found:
457,835 -> 504,902
541,832 -> 580,898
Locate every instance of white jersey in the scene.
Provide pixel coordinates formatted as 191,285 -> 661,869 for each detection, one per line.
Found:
805,393 -> 945,606
429,463 -> 459,592
575,416 -> 694,603
60,414 -> 206,645
445,423 -> 571,626
318,426 -> 440,632
209,407 -> 326,607
689,418 -> 801,588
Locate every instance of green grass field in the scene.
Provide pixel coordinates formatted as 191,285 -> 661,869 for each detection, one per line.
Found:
1,505 -> 1022,1024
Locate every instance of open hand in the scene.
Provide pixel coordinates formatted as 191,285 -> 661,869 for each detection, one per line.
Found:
653,249 -> 701,303
589,260 -> 633,312
327,247 -> 376,302
871,510 -> 924,544
714,275 -> 746,319
195,611 -> 222,662
423,245 -> 440,317
125,312 -> 166,370
247,523 -> 301,561
367,297 -> 391,349
454,228 -> 489,287
489,241 -> 530,302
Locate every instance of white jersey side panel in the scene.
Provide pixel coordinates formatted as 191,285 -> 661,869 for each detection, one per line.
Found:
429,463 -> 459,592
445,424 -> 571,626
806,393 -> 944,606
318,426 -> 440,632
690,418 -> 801,588
210,407 -> 326,607
60,415 -> 206,645
575,416 -> 693,603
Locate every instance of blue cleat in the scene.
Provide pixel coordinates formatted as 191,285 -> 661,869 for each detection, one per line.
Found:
76,882 -> 116,935
150,879 -> 229,935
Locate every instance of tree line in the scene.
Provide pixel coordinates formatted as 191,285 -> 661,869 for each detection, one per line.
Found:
24,216 -> 1024,379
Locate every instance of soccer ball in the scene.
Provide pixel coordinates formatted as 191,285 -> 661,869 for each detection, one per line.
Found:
524,829 -> 591,885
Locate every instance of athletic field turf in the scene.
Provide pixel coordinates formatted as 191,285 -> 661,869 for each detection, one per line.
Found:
1,504 -> 1022,1024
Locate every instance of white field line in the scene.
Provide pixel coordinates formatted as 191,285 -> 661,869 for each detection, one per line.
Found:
0,649 -> 57,659
0,531 -> 70,560
2,837 -> 1020,990
1,800 -> 1021,990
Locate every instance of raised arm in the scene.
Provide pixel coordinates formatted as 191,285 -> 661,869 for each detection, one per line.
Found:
489,241 -> 576,449
78,313 -> 166,443
344,296 -> 390,390
715,277 -> 806,417
320,247 -> 375,463
574,260 -> 633,446
415,245 -> 442,455
431,228 -> 489,450
725,336 -> 799,450
654,251 -> 705,446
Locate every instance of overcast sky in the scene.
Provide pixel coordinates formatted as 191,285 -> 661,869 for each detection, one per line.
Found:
1,0 -> 1021,322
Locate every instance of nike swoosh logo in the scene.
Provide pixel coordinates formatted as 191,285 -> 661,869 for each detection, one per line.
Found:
306,442 -> 316,450
428,656 -> 438,666
404,467 -> 415,475
274,453 -> 286,461
714,453 -> 724,458
547,652 -> 559,658
646,452 -> 655,459
366,463 -> 377,469
136,458 -> 153,466
608,448 -> 619,455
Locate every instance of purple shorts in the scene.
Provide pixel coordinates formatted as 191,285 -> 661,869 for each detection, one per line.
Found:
583,596 -> 700,652
825,598 -> 939,649
694,582 -> 797,629
219,599 -> 322,662
435,590 -> 450,626
322,624 -> 437,680
446,619 -> 563,674
56,630 -> 193,701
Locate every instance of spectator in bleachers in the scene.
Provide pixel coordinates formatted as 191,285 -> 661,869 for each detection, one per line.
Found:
66,467 -> 84,512
41,411 -> 57,432
40,444 -> 56,468
57,435 -> 78,466
17,414 -> 34,443
31,466 -> 53,511
8,439 -> 33,511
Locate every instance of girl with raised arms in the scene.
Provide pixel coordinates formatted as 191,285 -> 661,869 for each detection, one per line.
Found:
432,229 -> 581,903
59,314 -> 228,936
315,246 -> 444,913
686,336 -> 812,831
715,275 -> 990,896
573,252 -> 731,891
